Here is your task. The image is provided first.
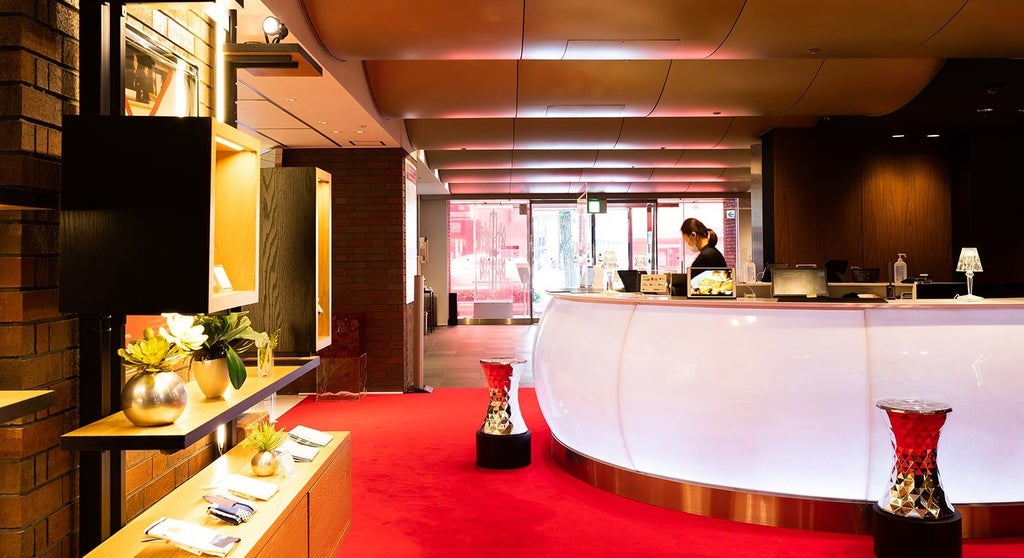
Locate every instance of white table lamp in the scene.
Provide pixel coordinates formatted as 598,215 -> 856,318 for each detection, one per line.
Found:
955,247 -> 983,302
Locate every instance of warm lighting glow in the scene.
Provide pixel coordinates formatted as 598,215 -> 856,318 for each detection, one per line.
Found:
216,423 -> 227,453
955,247 -> 984,302
215,136 -> 244,151
262,16 -> 289,44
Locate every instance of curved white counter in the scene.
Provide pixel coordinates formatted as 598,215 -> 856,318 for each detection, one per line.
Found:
532,293 -> 1024,536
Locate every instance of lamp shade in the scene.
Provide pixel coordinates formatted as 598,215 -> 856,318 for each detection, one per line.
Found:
956,247 -> 983,273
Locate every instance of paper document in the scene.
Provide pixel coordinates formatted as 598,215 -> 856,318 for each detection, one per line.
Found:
145,517 -> 240,557
222,474 -> 278,501
288,425 -> 333,447
277,438 -> 319,462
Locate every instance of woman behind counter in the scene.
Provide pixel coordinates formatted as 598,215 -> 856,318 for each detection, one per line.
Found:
681,217 -> 727,269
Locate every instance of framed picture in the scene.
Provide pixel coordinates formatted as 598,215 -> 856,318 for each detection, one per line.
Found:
125,26 -> 199,117
685,267 -> 737,299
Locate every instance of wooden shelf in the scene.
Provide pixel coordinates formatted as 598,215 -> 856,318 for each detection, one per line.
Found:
224,43 -> 323,77
0,390 -> 55,423
248,167 -> 332,355
85,431 -> 350,557
60,357 -> 319,452
59,116 -> 261,315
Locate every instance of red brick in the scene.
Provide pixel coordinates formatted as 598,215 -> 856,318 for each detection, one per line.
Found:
0,476 -> 63,528
0,352 -> 64,389
45,503 -> 71,546
0,526 -> 32,558
0,415 -> 61,459
125,458 -> 152,494
0,459 -> 33,494
0,323 -> 34,357
143,470 -> 175,508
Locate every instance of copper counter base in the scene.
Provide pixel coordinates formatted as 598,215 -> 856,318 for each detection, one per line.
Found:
551,437 -> 1024,539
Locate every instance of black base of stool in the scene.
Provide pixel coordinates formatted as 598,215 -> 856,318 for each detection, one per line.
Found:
872,503 -> 962,558
476,430 -> 531,469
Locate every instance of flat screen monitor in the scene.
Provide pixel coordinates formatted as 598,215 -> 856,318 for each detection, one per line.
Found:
686,267 -> 737,299
761,263 -> 788,283
771,268 -> 829,298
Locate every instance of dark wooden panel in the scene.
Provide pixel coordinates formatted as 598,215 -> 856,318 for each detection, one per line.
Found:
249,167 -> 320,355
862,140 -> 952,281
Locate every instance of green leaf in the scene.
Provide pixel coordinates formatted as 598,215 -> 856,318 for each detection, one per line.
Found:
226,345 -> 247,390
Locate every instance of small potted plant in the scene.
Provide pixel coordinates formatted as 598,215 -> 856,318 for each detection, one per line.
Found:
173,311 -> 262,398
245,421 -> 287,476
117,318 -> 205,427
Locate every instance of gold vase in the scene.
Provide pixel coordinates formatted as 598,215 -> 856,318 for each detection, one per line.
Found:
251,450 -> 279,477
192,357 -> 230,398
121,371 -> 188,427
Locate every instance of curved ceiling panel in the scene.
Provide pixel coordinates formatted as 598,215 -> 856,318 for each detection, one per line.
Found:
513,118 -> 624,149
912,0 -> 1024,57
512,150 -> 602,168
367,61 -> 518,118
677,149 -> 751,168
593,150 -> 685,168
425,150 -> 515,170
789,59 -> 945,116
716,116 -> 820,147
615,118 -> 733,149
653,59 -> 822,117
405,119 -> 514,150
521,0 -> 744,59
301,0 -> 524,59
714,0 -> 964,58
517,60 -> 671,117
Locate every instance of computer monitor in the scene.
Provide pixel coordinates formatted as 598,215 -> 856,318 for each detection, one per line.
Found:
771,268 -> 829,298
686,267 -> 737,299
825,259 -> 849,283
760,263 -> 788,283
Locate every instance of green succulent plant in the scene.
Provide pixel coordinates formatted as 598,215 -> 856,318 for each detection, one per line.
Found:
244,421 -> 287,452
118,327 -> 190,373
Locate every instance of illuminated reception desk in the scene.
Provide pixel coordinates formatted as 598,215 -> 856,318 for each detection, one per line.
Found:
532,294 -> 1024,537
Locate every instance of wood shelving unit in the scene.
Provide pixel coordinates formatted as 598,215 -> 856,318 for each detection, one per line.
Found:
85,430 -> 351,558
248,167 -> 332,355
60,358 -> 319,451
59,116 -> 261,315
0,390 -> 56,423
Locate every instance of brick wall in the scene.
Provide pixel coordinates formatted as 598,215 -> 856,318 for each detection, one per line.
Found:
0,1 -> 80,556
281,148 -> 414,392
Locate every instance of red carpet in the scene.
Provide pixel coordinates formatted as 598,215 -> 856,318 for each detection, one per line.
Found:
277,388 -> 1024,558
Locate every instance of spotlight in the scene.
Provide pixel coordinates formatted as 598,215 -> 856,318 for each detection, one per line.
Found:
262,16 -> 289,44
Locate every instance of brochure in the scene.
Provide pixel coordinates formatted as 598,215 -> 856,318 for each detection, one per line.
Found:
277,438 -> 319,463
144,517 -> 240,557
288,425 -> 333,447
222,473 -> 279,501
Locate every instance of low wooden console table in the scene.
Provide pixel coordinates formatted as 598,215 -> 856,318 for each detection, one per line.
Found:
86,431 -> 351,557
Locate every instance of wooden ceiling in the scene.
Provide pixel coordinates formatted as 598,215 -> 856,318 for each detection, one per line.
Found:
247,0 -> 1024,196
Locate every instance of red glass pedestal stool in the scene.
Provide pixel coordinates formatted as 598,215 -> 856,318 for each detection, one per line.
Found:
873,399 -> 961,558
476,356 -> 530,469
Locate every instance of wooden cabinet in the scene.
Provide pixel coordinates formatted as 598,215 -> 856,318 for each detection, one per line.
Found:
59,116 -> 261,314
85,431 -> 352,557
248,167 -> 332,355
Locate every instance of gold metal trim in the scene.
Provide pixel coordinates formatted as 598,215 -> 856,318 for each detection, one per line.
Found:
551,437 -> 1024,538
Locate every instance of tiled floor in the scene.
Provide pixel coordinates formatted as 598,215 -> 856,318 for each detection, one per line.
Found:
422,324 -> 537,389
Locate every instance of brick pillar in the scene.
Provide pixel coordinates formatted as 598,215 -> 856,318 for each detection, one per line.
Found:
0,2 -> 79,556
281,148 -> 414,392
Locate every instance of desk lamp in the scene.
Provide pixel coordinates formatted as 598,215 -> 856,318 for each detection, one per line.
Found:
955,247 -> 983,302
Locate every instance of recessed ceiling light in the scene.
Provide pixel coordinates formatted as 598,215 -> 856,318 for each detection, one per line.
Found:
355,129 -> 365,134
284,97 -> 296,102
977,107 -> 994,113
927,134 -> 940,138
712,111 -> 721,116
892,134 -> 905,138
317,120 -> 328,125
329,130 -> 339,134
807,47 -> 820,55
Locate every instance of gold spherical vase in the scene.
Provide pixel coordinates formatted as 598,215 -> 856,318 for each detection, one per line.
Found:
251,450 -> 279,477
121,371 -> 188,427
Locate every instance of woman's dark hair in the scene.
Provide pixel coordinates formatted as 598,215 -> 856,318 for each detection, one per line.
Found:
680,217 -> 718,248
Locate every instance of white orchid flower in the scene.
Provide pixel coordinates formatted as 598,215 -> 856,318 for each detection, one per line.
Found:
160,312 -> 208,351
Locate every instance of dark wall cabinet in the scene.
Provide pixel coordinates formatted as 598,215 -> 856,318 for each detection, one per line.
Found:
60,116 -> 261,314
247,167 -> 332,355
